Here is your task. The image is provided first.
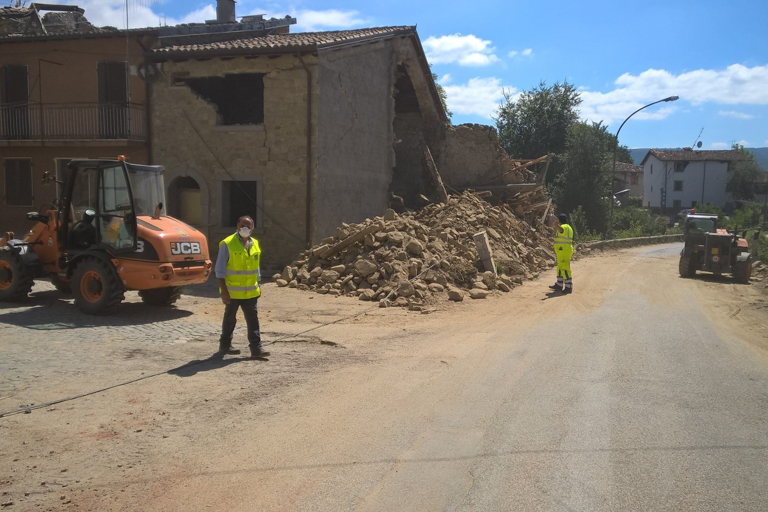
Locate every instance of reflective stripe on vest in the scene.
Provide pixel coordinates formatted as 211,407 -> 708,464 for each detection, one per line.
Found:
225,269 -> 260,276
221,233 -> 261,299
227,285 -> 261,293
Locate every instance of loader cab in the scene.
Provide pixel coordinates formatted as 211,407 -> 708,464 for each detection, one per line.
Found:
684,214 -> 717,245
60,159 -> 164,254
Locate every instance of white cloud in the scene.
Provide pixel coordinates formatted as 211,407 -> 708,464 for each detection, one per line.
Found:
508,48 -> 533,58
580,64 -> 768,126
39,0 -> 213,28
423,34 -> 500,67
718,110 -> 755,119
41,1 -> 362,31
711,143 -> 729,149
736,139 -> 750,147
441,77 -> 512,118
288,9 -> 368,31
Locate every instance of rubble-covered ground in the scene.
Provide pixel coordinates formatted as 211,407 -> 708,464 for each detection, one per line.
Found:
273,192 -> 557,310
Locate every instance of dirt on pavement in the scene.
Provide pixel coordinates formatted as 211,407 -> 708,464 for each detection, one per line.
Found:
1,244 -> 767,511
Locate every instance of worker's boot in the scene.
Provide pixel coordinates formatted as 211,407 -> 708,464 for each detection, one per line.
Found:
562,286 -> 573,294
218,344 -> 241,355
250,345 -> 271,359
549,284 -> 562,291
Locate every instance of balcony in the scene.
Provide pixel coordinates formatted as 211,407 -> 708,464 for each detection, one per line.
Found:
0,102 -> 146,143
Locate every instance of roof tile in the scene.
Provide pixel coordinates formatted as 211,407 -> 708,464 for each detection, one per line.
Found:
154,26 -> 415,55
648,149 -> 743,162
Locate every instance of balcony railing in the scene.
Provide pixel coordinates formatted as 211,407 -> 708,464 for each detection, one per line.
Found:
0,102 -> 146,142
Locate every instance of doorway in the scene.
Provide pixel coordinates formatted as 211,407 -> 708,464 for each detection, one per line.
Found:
168,176 -> 202,226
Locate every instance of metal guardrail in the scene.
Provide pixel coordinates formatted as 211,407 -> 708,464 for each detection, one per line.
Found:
0,102 -> 146,141
578,234 -> 684,251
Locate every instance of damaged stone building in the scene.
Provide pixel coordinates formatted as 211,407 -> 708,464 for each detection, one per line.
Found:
148,16 -> 451,270
1,0 -> 532,274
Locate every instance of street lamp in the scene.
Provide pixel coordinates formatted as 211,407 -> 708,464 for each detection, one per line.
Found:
608,95 -> 679,237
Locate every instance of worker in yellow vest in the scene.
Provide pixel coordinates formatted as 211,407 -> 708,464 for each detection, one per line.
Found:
549,213 -> 574,294
215,215 -> 270,359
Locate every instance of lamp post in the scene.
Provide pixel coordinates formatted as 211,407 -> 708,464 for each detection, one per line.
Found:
608,95 -> 679,238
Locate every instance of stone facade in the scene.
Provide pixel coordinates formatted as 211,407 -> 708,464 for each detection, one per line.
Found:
315,41 -> 397,241
150,34 -> 447,274
151,54 -> 317,271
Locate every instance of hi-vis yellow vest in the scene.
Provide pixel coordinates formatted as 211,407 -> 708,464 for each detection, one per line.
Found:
554,223 -> 574,256
221,233 -> 261,299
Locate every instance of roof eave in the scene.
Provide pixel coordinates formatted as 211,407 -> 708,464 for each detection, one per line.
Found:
0,27 -> 158,43
149,44 -> 318,61
149,27 -> 419,62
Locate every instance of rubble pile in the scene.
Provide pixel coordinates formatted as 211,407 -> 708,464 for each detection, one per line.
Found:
752,260 -> 767,285
273,192 -> 556,309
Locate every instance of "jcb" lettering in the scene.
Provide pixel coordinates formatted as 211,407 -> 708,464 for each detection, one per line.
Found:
171,242 -> 201,255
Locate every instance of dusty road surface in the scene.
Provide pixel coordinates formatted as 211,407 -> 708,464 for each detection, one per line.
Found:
1,243 -> 767,511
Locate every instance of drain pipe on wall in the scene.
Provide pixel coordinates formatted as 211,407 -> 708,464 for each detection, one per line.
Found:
298,53 -> 313,248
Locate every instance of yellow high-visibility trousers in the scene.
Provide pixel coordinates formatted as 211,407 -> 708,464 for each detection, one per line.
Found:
556,246 -> 573,289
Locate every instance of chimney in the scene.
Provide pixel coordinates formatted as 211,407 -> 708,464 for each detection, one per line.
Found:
217,0 -> 236,23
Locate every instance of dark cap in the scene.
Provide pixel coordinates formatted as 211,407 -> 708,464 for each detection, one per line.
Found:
558,213 -> 568,224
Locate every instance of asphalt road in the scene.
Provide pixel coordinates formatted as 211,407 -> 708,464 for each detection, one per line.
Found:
2,243 -> 767,511
457,245 -> 768,511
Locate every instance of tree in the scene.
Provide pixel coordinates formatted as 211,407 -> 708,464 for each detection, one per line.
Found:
550,121 -> 615,234
430,66 -> 452,121
494,80 -> 581,161
727,144 -> 763,200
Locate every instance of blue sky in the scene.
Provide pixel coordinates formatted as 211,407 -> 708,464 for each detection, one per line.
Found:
45,0 -> 768,150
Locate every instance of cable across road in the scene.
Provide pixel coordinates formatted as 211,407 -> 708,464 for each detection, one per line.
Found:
0,259 -> 446,419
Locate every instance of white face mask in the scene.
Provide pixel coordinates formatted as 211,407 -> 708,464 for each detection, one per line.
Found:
238,227 -> 252,238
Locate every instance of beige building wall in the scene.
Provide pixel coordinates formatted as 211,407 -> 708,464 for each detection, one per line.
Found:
0,37 -> 150,235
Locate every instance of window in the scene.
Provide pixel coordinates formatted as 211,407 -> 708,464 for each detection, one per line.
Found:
1,65 -> 30,140
4,158 -> 33,206
631,174 -> 639,185
675,162 -> 686,173
674,180 -> 683,192
220,178 -> 262,229
691,201 -> 697,208
97,62 -> 128,138
673,199 -> 682,209
687,217 -> 715,233
183,73 -> 265,125
650,165 -> 653,175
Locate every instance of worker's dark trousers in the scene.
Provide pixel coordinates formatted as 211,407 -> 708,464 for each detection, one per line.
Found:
220,297 -> 262,350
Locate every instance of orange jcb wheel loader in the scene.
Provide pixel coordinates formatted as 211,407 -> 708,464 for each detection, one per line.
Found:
0,158 -> 212,314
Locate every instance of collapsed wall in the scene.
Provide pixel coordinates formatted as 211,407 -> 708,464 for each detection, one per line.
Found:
274,192 -> 556,309
434,123 -> 532,190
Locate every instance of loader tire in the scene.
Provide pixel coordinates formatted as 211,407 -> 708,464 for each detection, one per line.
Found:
138,286 -> 182,306
733,255 -> 752,284
678,255 -> 695,278
72,258 -> 124,315
0,247 -> 33,301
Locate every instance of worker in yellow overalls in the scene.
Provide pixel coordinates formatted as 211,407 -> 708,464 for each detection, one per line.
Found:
549,213 -> 574,294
